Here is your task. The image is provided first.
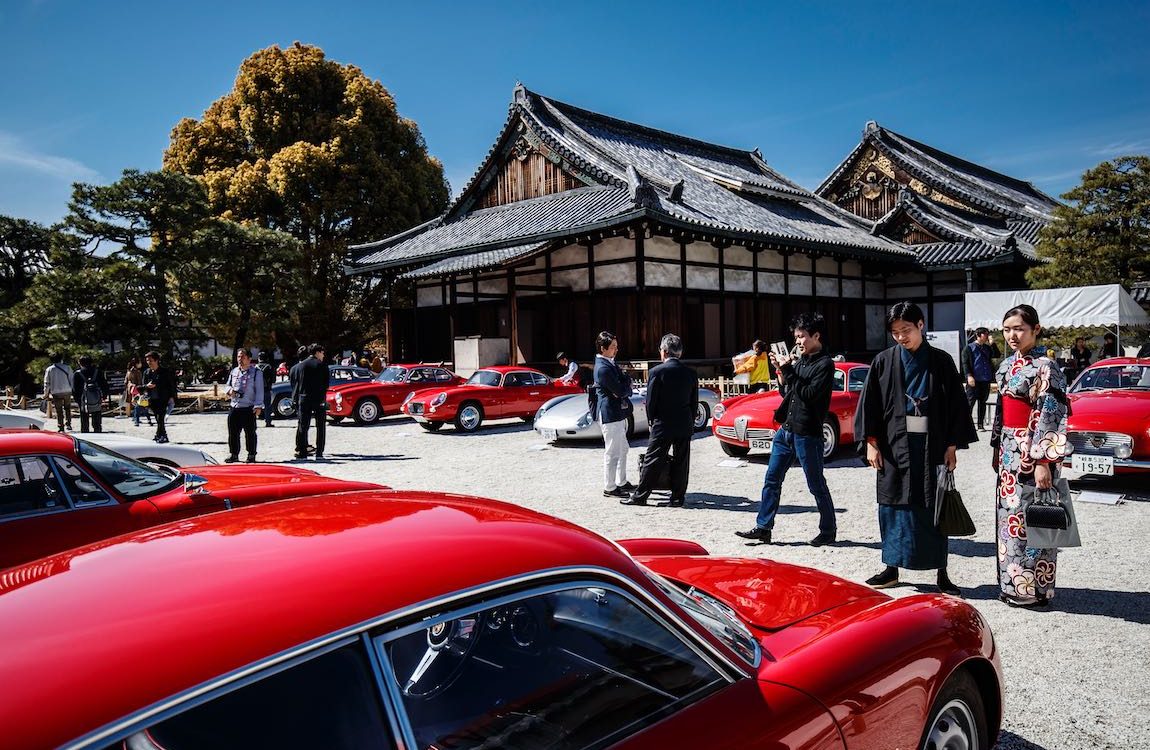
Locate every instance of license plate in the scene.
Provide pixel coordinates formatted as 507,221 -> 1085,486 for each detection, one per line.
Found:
539,428 -> 557,441
750,439 -> 772,450
1072,454 -> 1114,476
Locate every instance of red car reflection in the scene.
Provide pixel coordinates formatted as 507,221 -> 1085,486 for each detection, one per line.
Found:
325,363 -> 465,425
401,365 -> 581,432
0,492 -> 1001,749
711,361 -> 870,459
1065,357 -> 1150,476
0,431 -> 384,569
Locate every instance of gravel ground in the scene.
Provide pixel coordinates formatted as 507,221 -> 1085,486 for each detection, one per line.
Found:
111,408 -> 1149,749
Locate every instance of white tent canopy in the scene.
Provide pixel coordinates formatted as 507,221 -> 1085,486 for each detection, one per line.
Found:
964,284 -> 1150,331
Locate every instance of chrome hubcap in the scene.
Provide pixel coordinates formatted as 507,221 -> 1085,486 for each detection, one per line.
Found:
822,423 -> 835,457
926,699 -> 978,750
277,399 -> 294,417
459,406 -> 480,429
360,402 -> 378,421
694,404 -> 708,428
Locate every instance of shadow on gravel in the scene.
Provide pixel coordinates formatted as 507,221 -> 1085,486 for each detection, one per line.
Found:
741,454 -> 863,471
963,584 -> 1150,624
685,493 -> 757,511
437,422 -> 534,437
948,539 -> 996,558
995,730 -> 1052,749
314,454 -> 416,463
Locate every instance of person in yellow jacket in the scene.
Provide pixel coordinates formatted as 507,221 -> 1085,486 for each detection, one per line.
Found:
734,340 -> 773,392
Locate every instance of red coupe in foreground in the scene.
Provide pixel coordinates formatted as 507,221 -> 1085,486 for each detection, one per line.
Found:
712,361 -> 870,459
325,364 -> 465,425
0,431 -> 383,569
0,491 -> 1001,750
1064,357 -> 1150,476
402,365 -> 582,432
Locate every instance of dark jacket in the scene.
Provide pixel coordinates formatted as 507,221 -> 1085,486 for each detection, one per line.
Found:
776,350 -> 834,437
593,355 -> 632,424
645,357 -> 699,439
853,343 -> 977,505
71,365 -> 109,403
293,357 -> 330,407
142,366 -> 176,406
961,341 -> 999,383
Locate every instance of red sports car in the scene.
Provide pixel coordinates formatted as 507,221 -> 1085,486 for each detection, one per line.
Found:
1064,357 -> 1150,476
0,491 -> 1001,750
402,365 -> 582,432
326,364 -> 465,425
712,361 -> 870,459
0,431 -> 384,569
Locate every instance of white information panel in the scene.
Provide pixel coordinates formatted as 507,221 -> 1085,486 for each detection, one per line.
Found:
926,330 -> 962,367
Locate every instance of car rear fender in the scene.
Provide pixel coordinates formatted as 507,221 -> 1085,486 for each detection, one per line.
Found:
616,538 -> 709,557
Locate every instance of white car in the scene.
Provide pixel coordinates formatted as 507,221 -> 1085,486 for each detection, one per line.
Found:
533,387 -> 719,442
0,410 -> 216,467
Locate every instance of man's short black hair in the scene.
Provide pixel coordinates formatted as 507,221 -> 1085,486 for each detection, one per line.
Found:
556,351 -> 567,362
78,355 -> 93,367
595,331 -> 616,354
975,327 -> 990,336
258,351 -> 270,363
51,352 -> 64,364
886,301 -> 925,330
309,343 -> 325,355
790,312 -> 825,339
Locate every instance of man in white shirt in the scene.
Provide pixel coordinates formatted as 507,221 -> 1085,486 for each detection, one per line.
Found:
556,352 -> 579,385
42,353 -> 74,432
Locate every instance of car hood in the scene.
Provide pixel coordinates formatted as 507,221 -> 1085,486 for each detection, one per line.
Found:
719,392 -> 782,419
1068,390 -> 1150,429
411,384 -> 493,400
149,466 -> 384,513
641,556 -> 884,631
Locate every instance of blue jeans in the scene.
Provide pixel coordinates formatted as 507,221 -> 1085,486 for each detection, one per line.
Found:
756,426 -> 837,533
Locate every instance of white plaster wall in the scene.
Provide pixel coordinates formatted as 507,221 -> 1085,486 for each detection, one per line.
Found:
550,243 -> 586,267
646,261 -> 681,289
645,235 -> 681,261
685,241 -> 718,265
478,278 -> 508,295
815,277 -> 839,297
552,267 -> 589,293
686,266 -> 720,290
890,284 -> 928,298
724,268 -> 754,293
596,262 -> 636,289
759,271 -> 785,294
816,256 -> 839,275
788,255 -> 812,273
789,274 -> 812,296
866,280 -> 884,298
594,236 -> 633,262
843,279 -> 863,297
758,251 -> 785,270
842,260 -> 862,278
724,246 -> 754,268
934,281 -> 967,295
417,285 -> 442,308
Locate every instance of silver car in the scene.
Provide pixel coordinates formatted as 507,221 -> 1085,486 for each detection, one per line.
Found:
533,387 -> 719,442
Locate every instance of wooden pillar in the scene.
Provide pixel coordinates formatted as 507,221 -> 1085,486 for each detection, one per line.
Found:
752,247 -> 760,334
680,238 -> 689,339
447,277 -> 457,361
585,240 -> 596,334
508,269 -> 519,365
635,227 -> 646,350
716,243 -> 726,355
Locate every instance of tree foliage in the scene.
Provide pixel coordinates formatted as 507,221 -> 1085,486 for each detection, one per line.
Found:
1028,155 -> 1150,289
0,217 -> 57,392
163,42 -> 450,350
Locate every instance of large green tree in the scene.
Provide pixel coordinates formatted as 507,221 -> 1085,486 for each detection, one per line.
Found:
1028,155 -> 1150,289
163,42 -> 450,350
0,216 -> 55,392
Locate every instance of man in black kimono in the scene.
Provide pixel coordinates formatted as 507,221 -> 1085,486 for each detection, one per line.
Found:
853,302 -> 976,596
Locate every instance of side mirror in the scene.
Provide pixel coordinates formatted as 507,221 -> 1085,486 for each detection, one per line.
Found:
183,473 -> 209,494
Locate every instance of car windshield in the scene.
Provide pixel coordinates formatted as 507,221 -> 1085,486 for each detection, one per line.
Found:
466,370 -> 501,387
1072,364 -> 1150,392
73,439 -> 181,498
645,568 -> 759,667
376,366 -> 408,383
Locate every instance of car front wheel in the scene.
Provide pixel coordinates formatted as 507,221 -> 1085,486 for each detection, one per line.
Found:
419,421 -> 444,432
693,402 -> 711,431
353,397 -> 381,425
822,419 -> 839,459
455,403 -> 484,432
273,395 -> 295,419
920,670 -> 988,750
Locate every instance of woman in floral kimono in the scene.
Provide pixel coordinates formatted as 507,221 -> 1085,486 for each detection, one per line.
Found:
991,304 -> 1070,608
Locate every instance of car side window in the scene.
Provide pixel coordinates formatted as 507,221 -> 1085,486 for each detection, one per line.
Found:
105,643 -> 394,750
832,370 -> 846,392
531,372 -> 550,386
434,369 -> 453,382
51,458 -> 113,506
504,373 -> 525,387
0,456 -> 65,518
380,584 -> 726,750
848,367 -> 868,392
408,369 -> 424,383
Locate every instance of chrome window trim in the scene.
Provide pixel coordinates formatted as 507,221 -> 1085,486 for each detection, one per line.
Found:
63,565 -> 750,750
50,455 -> 116,508
0,454 -> 77,521
373,576 -> 737,750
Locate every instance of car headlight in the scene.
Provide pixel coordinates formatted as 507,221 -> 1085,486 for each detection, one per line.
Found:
430,392 -> 447,407
403,391 -> 415,406
1115,444 -> 1133,459
713,403 -> 726,420
335,393 -> 343,407
576,412 -> 593,429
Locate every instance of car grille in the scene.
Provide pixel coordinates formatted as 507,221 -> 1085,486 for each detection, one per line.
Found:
1067,431 -> 1132,456
715,426 -> 775,441
408,403 -> 424,415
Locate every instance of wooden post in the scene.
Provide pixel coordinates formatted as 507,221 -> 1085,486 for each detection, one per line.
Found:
508,270 -> 519,365
718,375 -> 726,400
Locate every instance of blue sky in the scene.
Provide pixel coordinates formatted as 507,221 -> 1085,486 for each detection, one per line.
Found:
2,1 -> 1148,226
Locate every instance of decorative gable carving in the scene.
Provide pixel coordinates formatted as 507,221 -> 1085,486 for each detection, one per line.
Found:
825,147 -> 977,221
476,135 -> 586,209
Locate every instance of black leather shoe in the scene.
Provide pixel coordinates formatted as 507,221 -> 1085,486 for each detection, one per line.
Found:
603,487 -> 628,498
668,497 -> 685,507
293,452 -> 308,460
734,527 -> 771,542
224,455 -> 239,464
809,531 -> 837,547
620,493 -> 648,506
246,454 -> 257,464
618,482 -> 636,492
937,573 -> 963,598
865,567 -> 899,589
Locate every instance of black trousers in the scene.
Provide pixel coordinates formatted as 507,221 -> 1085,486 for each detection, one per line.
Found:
228,407 -> 258,457
968,381 -> 991,427
78,408 -> 103,433
263,391 -> 273,426
151,404 -> 168,439
634,433 -> 692,500
296,402 -> 326,456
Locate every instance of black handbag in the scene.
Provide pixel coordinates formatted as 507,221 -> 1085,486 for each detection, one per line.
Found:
1025,487 -> 1070,530
934,469 -> 976,537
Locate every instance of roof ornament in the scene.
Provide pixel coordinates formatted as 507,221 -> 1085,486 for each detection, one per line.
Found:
864,120 -> 880,137
626,165 -> 659,209
668,179 -> 685,203
513,83 -> 527,104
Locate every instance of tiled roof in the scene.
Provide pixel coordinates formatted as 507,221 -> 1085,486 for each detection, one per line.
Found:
347,87 -> 911,277
874,190 -> 1041,261
914,240 -> 1028,268
399,242 -> 549,280
1132,282 -> 1150,304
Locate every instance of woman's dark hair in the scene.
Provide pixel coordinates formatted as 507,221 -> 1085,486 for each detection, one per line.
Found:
595,331 -> 617,354
790,312 -> 825,338
1002,304 -> 1040,328
128,356 -> 140,367
886,301 -> 925,330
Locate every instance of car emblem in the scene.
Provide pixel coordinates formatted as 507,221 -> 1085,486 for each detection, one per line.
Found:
735,416 -> 751,442
1090,434 -> 1105,449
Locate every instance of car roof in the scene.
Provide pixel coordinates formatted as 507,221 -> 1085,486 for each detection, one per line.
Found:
476,365 -> 543,374
0,430 -> 76,454
836,361 -> 868,372
0,491 -> 637,748
1088,357 -> 1149,366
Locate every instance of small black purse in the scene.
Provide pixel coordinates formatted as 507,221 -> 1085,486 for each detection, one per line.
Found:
1026,487 -> 1070,530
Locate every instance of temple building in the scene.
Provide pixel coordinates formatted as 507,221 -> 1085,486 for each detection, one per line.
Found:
345,86 -> 1057,366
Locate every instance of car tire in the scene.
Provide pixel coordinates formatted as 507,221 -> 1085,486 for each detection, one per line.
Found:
329,416 -> 344,424
625,413 -> 636,439
720,441 -> 750,458
455,402 -> 484,432
520,415 -> 534,423
693,402 -> 711,431
353,397 -> 381,425
919,669 -> 989,750
420,421 -> 444,432
273,395 -> 295,419
822,419 -> 839,460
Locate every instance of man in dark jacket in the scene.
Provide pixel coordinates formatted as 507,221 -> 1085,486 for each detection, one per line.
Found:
71,355 -> 109,433
255,351 -> 276,427
961,327 -> 1000,430
735,312 -> 837,546
593,331 -> 634,498
293,344 -> 330,460
623,334 -> 698,507
142,351 -> 176,443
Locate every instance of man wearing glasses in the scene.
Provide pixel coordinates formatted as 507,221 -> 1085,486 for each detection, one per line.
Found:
225,349 -> 265,463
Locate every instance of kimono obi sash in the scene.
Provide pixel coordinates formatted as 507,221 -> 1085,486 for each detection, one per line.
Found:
1000,394 -> 1031,428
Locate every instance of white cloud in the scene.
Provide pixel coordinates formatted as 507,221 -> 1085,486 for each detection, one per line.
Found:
0,131 -> 100,182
